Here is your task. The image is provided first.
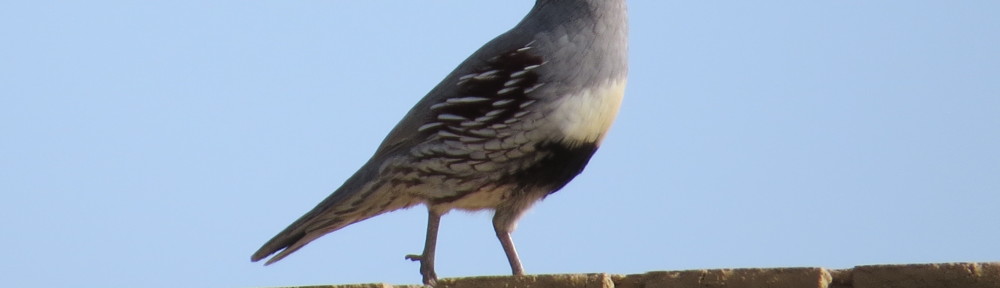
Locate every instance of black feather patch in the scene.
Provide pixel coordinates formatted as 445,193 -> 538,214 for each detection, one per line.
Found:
508,141 -> 599,196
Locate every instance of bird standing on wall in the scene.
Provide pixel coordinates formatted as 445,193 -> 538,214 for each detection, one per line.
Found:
252,0 -> 628,285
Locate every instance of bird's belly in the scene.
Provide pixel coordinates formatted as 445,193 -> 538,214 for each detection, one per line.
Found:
434,184 -> 515,211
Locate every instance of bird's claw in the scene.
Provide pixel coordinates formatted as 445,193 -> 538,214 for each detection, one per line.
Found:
404,254 -> 437,286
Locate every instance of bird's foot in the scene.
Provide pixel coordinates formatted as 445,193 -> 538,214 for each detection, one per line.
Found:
404,254 -> 438,286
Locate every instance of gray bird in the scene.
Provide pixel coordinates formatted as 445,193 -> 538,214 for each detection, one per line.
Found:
252,0 -> 628,285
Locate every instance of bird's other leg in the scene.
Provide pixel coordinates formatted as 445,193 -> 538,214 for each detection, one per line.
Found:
493,209 -> 526,276
405,208 -> 442,286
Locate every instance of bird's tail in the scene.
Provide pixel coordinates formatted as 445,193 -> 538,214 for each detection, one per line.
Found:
251,164 -> 415,264
251,207 -> 341,265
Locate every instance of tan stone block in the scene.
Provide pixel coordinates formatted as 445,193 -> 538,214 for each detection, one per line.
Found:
610,273 -> 646,288
637,267 -> 831,288
827,269 -> 853,288
436,273 -> 614,288
852,262 -> 1000,288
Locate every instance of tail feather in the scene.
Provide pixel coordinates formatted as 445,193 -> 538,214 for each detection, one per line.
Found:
251,163 -> 381,264
252,229 -> 319,265
251,204 -> 355,264
251,230 -> 303,263
252,161 -> 419,264
251,179 -> 361,263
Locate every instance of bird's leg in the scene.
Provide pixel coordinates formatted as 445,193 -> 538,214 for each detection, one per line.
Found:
405,209 -> 441,286
493,216 -> 525,276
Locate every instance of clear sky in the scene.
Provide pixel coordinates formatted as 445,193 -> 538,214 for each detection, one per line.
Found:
2,1 -> 998,287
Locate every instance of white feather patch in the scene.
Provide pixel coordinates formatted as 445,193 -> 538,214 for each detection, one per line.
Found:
550,78 -> 627,146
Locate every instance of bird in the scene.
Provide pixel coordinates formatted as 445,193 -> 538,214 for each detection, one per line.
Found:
251,0 -> 628,286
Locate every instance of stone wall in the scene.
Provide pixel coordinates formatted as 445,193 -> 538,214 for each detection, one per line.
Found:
281,262 -> 999,288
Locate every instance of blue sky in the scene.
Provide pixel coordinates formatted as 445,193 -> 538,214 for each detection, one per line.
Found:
2,1 -> 998,287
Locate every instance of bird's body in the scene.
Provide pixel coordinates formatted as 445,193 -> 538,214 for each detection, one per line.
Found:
253,0 -> 628,285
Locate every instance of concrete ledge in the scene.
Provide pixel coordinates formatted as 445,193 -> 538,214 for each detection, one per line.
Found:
852,262 -> 1000,288
438,273 -> 614,288
614,267 -> 831,288
284,284 -> 422,288
277,262 -> 999,288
